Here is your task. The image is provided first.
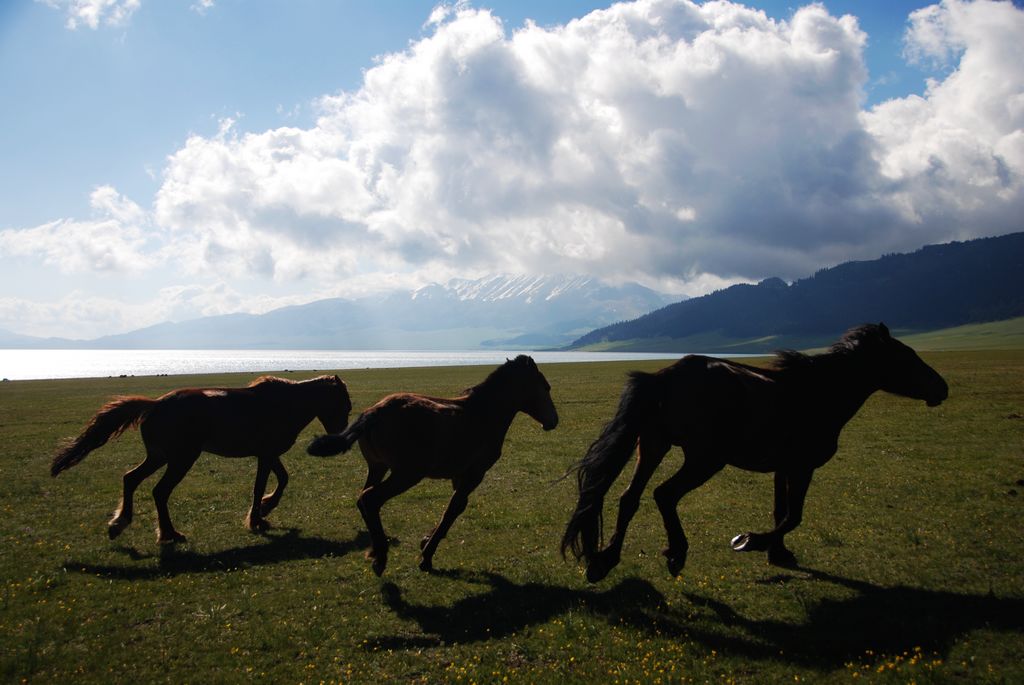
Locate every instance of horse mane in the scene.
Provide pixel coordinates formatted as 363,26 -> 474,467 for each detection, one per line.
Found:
771,323 -> 889,371
247,375 -> 296,387
248,374 -> 343,390
464,355 -> 537,398
301,374 -> 342,385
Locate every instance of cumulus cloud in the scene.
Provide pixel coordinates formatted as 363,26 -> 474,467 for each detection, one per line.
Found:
191,0 -> 214,15
0,186 -> 159,273
38,0 -> 141,30
863,0 -> 1024,235
145,0 -> 1022,294
0,293 -> 140,340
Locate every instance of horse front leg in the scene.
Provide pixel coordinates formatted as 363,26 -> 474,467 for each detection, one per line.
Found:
356,471 -> 421,576
246,456 -> 274,531
419,472 -> 484,572
653,453 -> 724,577
731,469 -> 813,568
109,446 -> 166,539
586,433 -> 669,583
151,450 -> 201,544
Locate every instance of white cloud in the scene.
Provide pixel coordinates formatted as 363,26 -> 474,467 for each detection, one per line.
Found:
191,0 -> 215,16
38,0 -> 141,30
156,0 -> 1024,290
0,186 -> 158,273
0,293 -> 139,340
155,0 -> 892,285
0,282 -> 306,339
863,0 -> 1024,232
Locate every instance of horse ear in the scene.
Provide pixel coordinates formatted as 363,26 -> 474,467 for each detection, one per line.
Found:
878,322 -> 890,337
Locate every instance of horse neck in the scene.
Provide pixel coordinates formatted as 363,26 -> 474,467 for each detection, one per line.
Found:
464,380 -> 523,433
275,382 -> 323,424
786,351 -> 882,427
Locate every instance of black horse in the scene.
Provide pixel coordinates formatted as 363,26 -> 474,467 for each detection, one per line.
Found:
562,323 -> 948,582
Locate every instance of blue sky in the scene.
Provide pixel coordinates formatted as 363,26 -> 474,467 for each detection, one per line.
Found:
1,0 -> 1022,339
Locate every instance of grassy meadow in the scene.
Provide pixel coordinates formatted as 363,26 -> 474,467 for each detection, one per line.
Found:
1,351 -> 1023,683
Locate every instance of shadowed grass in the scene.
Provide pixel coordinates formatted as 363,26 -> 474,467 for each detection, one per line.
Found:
1,352 -> 1022,682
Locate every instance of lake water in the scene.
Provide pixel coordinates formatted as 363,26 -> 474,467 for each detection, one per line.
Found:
0,348 -> 695,381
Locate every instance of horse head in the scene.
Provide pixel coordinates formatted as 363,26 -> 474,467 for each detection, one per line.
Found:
314,374 -> 352,433
509,356 -> 559,431
864,323 -> 948,407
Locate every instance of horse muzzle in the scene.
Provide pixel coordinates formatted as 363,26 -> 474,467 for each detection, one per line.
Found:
926,378 -> 949,407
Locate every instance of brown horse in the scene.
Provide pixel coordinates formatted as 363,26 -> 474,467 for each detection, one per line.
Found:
562,323 -> 948,582
51,374 -> 351,543
308,355 -> 558,575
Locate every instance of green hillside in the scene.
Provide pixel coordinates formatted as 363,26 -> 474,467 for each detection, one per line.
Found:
578,317 -> 1024,354
899,316 -> 1024,351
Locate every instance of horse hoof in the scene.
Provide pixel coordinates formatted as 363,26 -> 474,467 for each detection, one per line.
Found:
158,531 -> 187,545
371,558 -> 387,577
108,521 -> 126,540
247,518 -> 271,532
731,533 -> 757,552
419,557 -> 434,573
585,561 -> 611,583
662,548 -> 687,577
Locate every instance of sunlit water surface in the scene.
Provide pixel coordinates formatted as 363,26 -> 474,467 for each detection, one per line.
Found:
0,349 -> 702,381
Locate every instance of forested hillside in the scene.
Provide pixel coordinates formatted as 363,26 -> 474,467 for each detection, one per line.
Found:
571,232 -> 1024,349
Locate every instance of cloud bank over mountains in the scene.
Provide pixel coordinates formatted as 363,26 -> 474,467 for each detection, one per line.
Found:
5,0 -> 1024,338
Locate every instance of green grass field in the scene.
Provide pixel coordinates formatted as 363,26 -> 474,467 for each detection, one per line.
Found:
2,352 -> 1023,683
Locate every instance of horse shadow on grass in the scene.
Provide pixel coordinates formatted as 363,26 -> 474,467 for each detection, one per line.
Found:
369,566 -> 1024,672
64,528 -> 371,580
370,569 -> 668,650
673,567 -> 1024,669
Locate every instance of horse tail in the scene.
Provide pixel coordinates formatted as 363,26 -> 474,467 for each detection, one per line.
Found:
307,411 -> 371,457
51,397 -> 155,477
561,371 -> 663,562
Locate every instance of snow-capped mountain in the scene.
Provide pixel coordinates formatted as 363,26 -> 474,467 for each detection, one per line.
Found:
8,276 -> 674,350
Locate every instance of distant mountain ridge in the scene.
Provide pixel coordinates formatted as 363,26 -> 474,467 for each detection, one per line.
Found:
570,232 -> 1024,352
3,275 -> 672,350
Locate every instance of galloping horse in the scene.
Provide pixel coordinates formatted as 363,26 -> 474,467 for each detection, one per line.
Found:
308,355 -> 558,575
51,374 -> 351,543
562,323 -> 948,582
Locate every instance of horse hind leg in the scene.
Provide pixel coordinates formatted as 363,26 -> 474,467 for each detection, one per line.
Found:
108,446 -> 167,539
356,470 -> 421,576
258,456 -> 289,517
246,456 -> 274,532
151,449 -> 201,544
587,433 -> 669,583
653,452 -> 724,577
